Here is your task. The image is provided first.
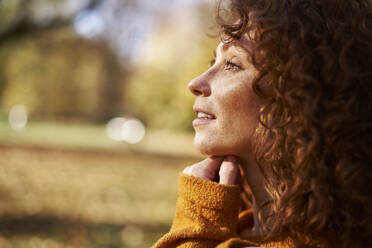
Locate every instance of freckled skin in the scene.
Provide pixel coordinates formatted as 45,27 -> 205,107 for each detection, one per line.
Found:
185,39 -> 271,232
189,40 -> 263,156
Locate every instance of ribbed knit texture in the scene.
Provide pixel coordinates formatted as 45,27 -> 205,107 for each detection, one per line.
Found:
153,173 -> 291,248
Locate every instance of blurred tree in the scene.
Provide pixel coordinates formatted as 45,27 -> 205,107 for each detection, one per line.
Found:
0,0 -> 103,42
0,28 -> 126,122
0,0 -> 218,130
0,0 -> 127,122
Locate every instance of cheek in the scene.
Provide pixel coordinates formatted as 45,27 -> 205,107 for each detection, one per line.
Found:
218,85 -> 260,129
213,86 -> 261,153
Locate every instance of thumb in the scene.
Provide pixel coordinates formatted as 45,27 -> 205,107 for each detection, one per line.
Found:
219,156 -> 239,185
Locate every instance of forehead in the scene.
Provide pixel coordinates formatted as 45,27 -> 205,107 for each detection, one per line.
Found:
215,38 -> 252,57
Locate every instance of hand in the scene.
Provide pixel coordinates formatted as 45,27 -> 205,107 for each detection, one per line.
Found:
183,156 -> 239,185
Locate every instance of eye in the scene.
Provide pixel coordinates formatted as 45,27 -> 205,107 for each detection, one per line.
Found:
224,59 -> 241,71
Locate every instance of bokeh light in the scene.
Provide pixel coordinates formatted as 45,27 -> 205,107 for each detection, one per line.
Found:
73,10 -> 105,38
105,117 -> 127,141
8,104 -> 28,131
106,117 -> 146,144
121,118 -> 146,144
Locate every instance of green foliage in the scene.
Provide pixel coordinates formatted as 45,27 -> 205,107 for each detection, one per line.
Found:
1,39 -> 45,115
0,120 -> 197,156
0,0 -> 24,34
0,29 -> 125,122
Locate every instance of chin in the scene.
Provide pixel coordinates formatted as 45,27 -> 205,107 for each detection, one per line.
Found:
193,133 -> 252,157
195,144 -> 222,156
193,135 -> 236,156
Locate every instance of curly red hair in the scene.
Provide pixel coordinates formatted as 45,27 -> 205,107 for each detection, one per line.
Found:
217,0 -> 372,247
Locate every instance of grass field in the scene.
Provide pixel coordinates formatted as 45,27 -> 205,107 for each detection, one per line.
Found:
0,120 -> 198,157
0,120 -> 201,247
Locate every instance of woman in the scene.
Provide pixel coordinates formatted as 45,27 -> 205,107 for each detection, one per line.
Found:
154,0 -> 372,247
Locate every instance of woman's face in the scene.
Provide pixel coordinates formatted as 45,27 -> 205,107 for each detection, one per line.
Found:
189,38 -> 263,156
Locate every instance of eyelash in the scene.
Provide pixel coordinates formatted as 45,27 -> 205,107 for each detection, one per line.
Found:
224,60 -> 240,71
208,58 -> 241,71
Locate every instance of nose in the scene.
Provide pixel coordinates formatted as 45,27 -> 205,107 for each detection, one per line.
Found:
188,74 -> 211,97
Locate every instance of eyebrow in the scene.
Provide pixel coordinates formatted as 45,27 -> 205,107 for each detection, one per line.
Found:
216,41 -> 251,57
222,42 -> 233,51
212,42 -> 233,58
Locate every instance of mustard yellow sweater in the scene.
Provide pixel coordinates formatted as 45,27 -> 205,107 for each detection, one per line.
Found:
153,174 -> 291,248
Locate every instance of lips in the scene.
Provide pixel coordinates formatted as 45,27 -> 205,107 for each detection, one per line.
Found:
192,106 -> 216,127
193,107 -> 216,119
197,112 -> 215,119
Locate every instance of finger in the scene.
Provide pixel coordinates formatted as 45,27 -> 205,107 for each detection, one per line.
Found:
197,156 -> 224,180
183,166 -> 192,175
183,156 -> 224,181
201,156 -> 224,171
219,156 -> 239,185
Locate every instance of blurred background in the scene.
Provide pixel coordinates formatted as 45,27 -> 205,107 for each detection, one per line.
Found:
0,0 -> 219,247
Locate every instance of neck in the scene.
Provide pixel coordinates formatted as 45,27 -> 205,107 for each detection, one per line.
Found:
238,154 -> 270,235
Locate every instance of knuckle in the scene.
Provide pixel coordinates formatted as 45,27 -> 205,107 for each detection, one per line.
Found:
190,165 -> 197,175
197,162 -> 209,172
184,159 -> 221,181
192,163 -> 211,180
183,166 -> 192,174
